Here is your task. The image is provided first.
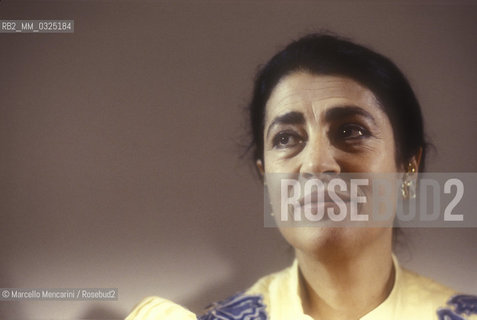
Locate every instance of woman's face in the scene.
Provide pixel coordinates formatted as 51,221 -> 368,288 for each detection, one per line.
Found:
259,71 -> 400,257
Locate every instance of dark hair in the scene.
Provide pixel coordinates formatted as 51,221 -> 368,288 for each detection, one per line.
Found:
248,33 -> 427,172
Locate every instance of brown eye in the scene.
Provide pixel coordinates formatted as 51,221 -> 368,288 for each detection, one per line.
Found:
279,135 -> 291,145
337,124 -> 370,139
272,131 -> 303,149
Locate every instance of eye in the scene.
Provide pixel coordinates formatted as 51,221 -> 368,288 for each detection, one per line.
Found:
337,124 -> 370,140
272,131 -> 304,149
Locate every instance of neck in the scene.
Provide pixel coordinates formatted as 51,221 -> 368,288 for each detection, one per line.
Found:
296,230 -> 395,320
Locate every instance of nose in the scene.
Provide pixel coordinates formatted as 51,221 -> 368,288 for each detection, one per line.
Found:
300,133 -> 340,176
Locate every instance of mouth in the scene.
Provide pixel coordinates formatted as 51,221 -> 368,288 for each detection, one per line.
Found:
299,188 -> 352,207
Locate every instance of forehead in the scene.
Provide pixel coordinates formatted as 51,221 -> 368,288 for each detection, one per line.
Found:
265,72 -> 382,120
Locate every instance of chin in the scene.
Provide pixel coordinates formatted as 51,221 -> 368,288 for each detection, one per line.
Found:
279,226 -> 390,260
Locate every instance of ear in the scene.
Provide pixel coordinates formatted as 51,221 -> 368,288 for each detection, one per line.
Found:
256,159 -> 265,176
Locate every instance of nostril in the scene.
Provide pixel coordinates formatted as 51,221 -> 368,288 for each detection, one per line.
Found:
302,172 -> 314,179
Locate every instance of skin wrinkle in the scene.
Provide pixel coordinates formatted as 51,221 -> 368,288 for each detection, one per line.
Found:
267,78 -> 381,116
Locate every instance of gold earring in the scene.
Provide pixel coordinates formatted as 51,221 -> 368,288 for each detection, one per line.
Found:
401,179 -> 416,199
401,162 -> 416,199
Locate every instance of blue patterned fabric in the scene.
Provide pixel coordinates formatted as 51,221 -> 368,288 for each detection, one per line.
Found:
197,292 -> 267,320
437,294 -> 477,320
437,309 -> 466,320
449,295 -> 477,316
196,292 -> 477,319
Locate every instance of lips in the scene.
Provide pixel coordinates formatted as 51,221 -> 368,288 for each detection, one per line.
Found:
298,186 -> 352,207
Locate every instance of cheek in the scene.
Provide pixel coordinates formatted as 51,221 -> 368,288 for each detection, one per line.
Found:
371,139 -> 399,172
349,151 -> 397,172
371,119 -> 399,172
264,152 -> 300,173
344,137 -> 398,172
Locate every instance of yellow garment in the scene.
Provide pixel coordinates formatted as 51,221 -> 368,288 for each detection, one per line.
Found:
126,257 -> 477,319
126,296 -> 196,320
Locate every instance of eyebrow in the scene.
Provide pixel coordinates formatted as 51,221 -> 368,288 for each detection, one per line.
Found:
266,111 -> 305,138
265,106 -> 377,138
325,106 -> 377,125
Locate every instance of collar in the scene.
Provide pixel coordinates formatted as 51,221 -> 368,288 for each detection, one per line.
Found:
265,254 -> 401,320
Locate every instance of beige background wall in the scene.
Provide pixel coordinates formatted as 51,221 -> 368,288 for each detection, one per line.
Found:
0,1 -> 476,319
